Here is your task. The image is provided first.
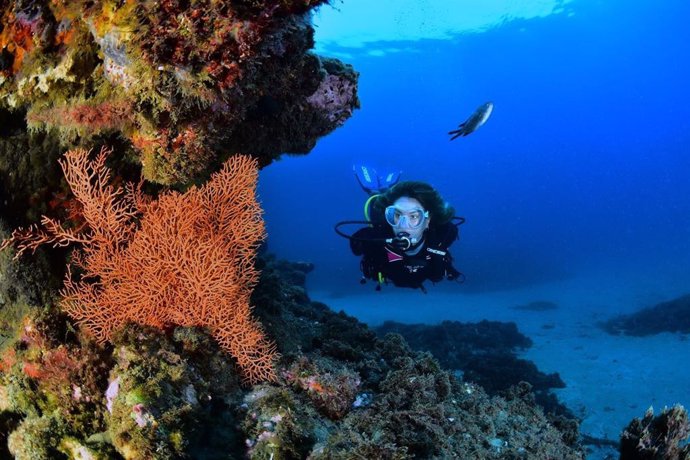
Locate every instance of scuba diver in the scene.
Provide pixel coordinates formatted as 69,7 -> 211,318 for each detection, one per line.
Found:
335,165 -> 465,292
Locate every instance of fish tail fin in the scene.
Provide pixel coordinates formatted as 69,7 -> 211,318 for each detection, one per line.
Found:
448,130 -> 464,140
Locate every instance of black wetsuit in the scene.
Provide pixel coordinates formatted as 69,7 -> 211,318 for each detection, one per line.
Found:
350,222 -> 461,290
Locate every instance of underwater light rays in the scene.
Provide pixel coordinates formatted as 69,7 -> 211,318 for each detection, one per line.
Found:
313,0 -> 575,56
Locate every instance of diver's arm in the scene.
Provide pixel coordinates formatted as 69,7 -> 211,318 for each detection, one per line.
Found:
436,222 -> 459,248
350,226 -> 386,256
445,259 -> 462,281
427,249 -> 461,282
426,223 -> 461,282
439,223 -> 461,280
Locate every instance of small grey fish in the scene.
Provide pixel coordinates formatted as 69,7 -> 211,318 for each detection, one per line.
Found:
448,101 -> 494,140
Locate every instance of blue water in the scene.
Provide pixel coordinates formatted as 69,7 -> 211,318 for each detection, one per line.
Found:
257,2 -> 690,453
260,0 -> 690,295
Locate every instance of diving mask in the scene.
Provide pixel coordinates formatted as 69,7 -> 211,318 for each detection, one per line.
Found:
384,206 -> 429,229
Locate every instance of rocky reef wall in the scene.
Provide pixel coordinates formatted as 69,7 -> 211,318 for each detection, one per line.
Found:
1,0 -> 359,187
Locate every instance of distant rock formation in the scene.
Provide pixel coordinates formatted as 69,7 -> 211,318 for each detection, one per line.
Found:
601,294 -> 690,336
512,300 -> 559,311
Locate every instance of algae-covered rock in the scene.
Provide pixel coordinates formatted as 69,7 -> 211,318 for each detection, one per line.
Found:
59,436 -> 118,460
375,319 -> 569,416
7,414 -> 66,460
0,116 -> 63,223
106,324 -> 244,459
0,220 -> 62,379
9,417 -> 117,460
0,0 -> 359,186
285,355 -> 361,420
0,307 -> 113,454
242,385 -> 315,459
310,336 -> 582,459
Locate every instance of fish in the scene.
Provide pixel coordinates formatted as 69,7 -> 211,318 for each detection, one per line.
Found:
448,101 -> 494,140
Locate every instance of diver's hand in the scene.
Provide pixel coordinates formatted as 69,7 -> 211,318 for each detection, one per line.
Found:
446,266 -> 463,282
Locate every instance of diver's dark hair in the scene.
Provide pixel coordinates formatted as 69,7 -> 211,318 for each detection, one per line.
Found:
371,181 -> 455,226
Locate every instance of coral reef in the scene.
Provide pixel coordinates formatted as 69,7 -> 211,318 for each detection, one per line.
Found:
0,307 -> 247,458
306,337 -> 581,459
375,319 -> 569,416
0,0 -> 361,434
620,405 -> 690,459
0,251 -> 587,458
601,293 -> 690,336
0,0 -> 359,185
0,306 -> 116,459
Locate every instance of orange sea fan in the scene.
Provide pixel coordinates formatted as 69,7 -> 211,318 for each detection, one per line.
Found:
1,147 -> 277,384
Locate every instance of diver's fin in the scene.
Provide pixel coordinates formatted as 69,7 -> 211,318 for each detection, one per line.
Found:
379,169 -> 401,191
353,164 -> 401,195
353,164 -> 378,195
